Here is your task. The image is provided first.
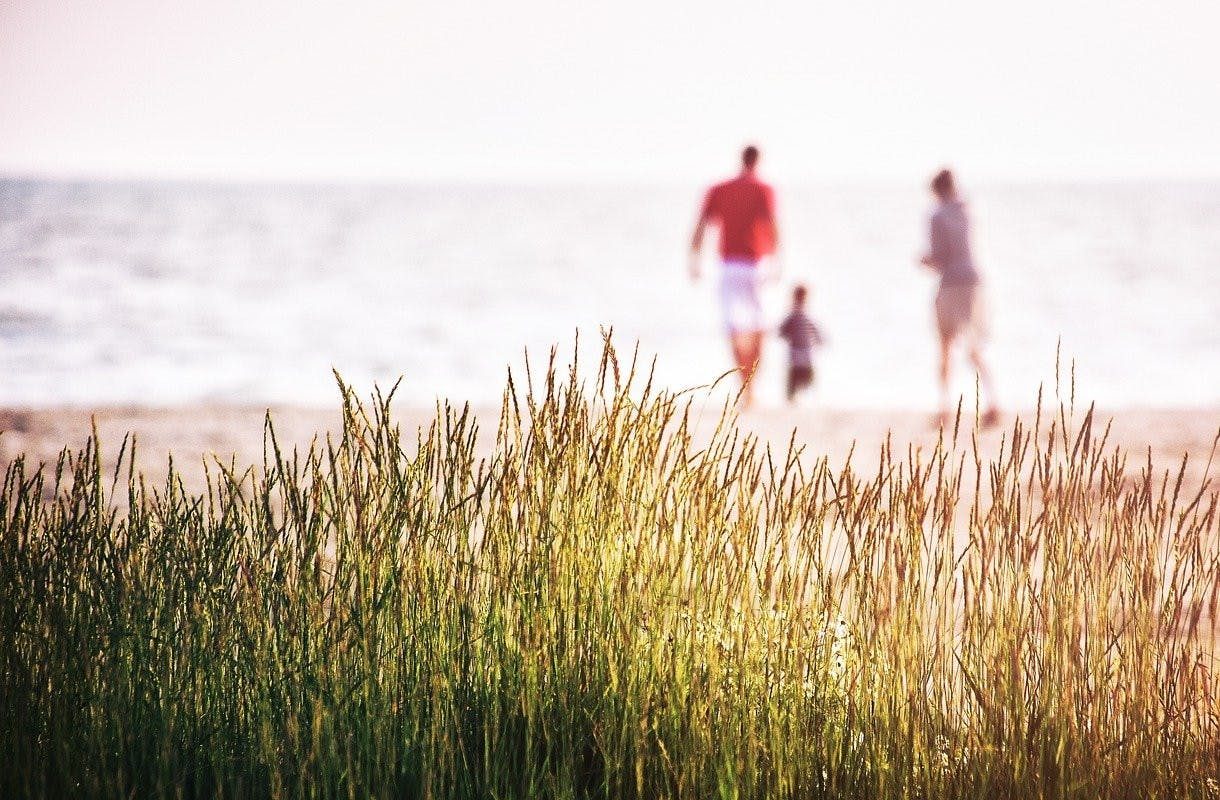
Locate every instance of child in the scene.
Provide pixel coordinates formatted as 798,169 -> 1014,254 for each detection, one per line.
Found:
777,284 -> 825,403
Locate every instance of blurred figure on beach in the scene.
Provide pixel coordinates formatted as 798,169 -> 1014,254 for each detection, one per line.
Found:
689,145 -> 779,408
919,168 -> 999,427
778,284 -> 825,404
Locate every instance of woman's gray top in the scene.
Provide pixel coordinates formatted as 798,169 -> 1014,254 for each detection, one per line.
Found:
928,200 -> 979,286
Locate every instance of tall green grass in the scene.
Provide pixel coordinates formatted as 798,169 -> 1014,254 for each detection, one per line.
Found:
1,341 -> 1217,798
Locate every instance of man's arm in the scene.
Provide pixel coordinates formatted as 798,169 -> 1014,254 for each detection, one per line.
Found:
763,185 -> 779,253
689,189 -> 716,281
690,211 -> 710,253
762,185 -> 781,282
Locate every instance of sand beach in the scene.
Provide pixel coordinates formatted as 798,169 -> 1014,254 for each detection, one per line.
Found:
3,404 -> 1215,496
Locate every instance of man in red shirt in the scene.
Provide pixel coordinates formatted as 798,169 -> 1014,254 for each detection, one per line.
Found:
689,145 -> 780,408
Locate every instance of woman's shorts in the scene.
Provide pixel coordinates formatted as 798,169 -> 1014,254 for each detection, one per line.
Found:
935,283 -> 988,343
719,261 -> 764,334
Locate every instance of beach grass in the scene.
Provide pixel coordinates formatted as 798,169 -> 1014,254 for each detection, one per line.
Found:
1,340 -> 1217,798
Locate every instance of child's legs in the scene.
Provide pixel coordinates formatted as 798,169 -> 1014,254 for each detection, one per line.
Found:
938,331 -> 954,413
786,364 -> 813,403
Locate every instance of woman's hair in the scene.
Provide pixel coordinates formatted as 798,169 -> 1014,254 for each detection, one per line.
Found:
931,168 -> 956,199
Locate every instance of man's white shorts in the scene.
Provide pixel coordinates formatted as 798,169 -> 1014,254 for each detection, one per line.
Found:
719,261 -> 764,334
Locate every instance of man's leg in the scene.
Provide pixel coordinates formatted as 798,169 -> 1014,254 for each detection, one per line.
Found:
730,330 -> 762,407
743,331 -> 763,383
743,330 -> 764,406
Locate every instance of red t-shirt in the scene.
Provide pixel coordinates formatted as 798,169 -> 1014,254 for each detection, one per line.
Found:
700,173 -> 776,263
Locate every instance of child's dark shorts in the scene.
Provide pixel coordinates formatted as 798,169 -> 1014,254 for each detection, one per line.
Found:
786,364 -> 814,401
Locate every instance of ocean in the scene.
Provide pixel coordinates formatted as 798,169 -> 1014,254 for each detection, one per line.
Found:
1,178 -> 1217,410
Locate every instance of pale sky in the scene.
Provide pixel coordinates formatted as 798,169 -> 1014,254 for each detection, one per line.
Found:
2,0 -> 1218,183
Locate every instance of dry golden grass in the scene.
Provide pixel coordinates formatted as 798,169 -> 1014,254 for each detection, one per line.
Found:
1,339 -> 1217,798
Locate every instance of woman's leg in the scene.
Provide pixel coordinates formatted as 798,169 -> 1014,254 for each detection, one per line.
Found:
967,343 -> 999,425
938,331 -> 954,424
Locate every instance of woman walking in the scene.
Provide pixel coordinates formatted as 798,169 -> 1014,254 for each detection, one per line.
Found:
919,168 -> 999,427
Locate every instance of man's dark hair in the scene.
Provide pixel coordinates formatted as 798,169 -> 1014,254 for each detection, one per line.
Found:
793,284 -> 808,304
931,168 -> 956,199
742,145 -> 760,169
